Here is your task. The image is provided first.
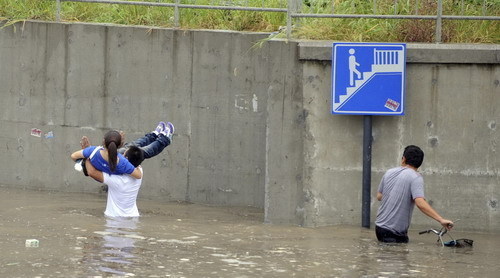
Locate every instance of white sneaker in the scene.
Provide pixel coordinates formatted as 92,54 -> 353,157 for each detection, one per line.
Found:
153,121 -> 167,135
161,122 -> 174,141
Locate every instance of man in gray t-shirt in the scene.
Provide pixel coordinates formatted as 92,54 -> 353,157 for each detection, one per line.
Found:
375,145 -> 454,243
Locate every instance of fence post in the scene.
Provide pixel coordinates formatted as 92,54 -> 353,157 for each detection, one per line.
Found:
435,0 -> 443,43
286,0 -> 291,40
174,0 -> 180,27
286,0 -> 301,40
56,0 -> 61,22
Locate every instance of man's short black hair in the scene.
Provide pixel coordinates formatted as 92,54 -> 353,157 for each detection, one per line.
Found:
403,145 -> 424,168
125,146 -> 145,167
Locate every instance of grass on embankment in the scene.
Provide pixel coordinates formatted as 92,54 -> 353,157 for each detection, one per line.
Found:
0,0 -> 498,43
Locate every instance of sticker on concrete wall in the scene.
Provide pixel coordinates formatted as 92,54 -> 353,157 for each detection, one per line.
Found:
235,94 -> 259,112
45,131 -> 54,139
31,128 -> 42,137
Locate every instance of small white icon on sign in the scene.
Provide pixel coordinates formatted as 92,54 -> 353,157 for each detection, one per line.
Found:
348,49 -> 361,86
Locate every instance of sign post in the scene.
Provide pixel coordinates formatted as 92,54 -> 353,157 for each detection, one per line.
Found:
362,115 -> 372,228
331,42 -> 406,228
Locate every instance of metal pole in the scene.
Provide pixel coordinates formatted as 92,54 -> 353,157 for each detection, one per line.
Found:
436,0 -> 443,43
56,0 -> 61,21
373,0 -> 377,14
362,115 -> 372,229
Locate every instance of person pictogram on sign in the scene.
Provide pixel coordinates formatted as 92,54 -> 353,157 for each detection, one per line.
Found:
349,48 -> 362,86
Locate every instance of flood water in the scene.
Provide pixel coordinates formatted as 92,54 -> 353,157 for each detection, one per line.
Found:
1,186 -> 499,278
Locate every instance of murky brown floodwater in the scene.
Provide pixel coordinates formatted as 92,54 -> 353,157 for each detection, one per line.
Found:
1,186 -> 499,278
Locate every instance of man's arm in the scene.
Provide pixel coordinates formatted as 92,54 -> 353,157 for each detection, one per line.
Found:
415,197 -> 454,230
377,192 -> 383,201
85,159 -> 104,183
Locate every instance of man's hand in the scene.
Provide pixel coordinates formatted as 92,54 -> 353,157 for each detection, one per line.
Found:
439,219 -> 454,230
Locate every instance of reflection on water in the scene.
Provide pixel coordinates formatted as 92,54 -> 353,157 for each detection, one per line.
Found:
82,217 -> 142,276
0,187 -> 499,277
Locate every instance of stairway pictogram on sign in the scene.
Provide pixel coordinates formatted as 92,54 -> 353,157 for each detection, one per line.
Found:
332,43 -> 406,115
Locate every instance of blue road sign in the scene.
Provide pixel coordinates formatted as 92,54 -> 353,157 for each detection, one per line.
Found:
332,43 -> 406,115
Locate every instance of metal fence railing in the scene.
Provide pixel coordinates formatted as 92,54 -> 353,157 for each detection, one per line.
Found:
55,0 -> 500,43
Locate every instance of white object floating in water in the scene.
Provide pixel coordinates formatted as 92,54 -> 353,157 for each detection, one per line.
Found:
25,239 -> 39,248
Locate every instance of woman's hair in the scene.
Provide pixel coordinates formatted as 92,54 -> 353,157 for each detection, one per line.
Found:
104,130 -> 122,172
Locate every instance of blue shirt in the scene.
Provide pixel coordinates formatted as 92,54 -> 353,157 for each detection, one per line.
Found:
82,146 -> 135,175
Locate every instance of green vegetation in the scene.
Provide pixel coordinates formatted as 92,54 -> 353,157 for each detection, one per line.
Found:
0,0 -> 498,43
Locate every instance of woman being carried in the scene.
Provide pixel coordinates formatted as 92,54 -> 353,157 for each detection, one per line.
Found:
71,130 -> 142,179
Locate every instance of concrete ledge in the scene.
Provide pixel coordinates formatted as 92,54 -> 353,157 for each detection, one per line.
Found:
298,41 -> 500,64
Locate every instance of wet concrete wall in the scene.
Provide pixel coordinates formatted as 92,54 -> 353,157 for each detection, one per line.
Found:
0,21 -> 280,209
0,21 -> 498,232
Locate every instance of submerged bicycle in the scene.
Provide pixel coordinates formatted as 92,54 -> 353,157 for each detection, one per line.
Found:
419,222 -> 473,247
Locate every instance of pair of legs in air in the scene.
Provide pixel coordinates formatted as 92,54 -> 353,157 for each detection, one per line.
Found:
119,121 -> 174,159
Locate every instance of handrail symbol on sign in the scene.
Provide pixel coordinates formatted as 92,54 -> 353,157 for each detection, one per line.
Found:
332,43 -> 406,115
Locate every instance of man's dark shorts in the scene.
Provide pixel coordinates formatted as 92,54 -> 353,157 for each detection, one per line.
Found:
376,226 -> 409,243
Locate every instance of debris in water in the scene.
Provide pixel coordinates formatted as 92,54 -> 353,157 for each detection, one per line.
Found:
25,239 -> 39,247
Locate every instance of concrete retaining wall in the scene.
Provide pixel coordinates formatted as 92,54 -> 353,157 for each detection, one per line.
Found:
1,21 -> 498,232
0,21 -> 281,209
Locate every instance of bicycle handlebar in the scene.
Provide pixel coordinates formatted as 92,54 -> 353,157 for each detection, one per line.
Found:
419,228 -> 446,236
